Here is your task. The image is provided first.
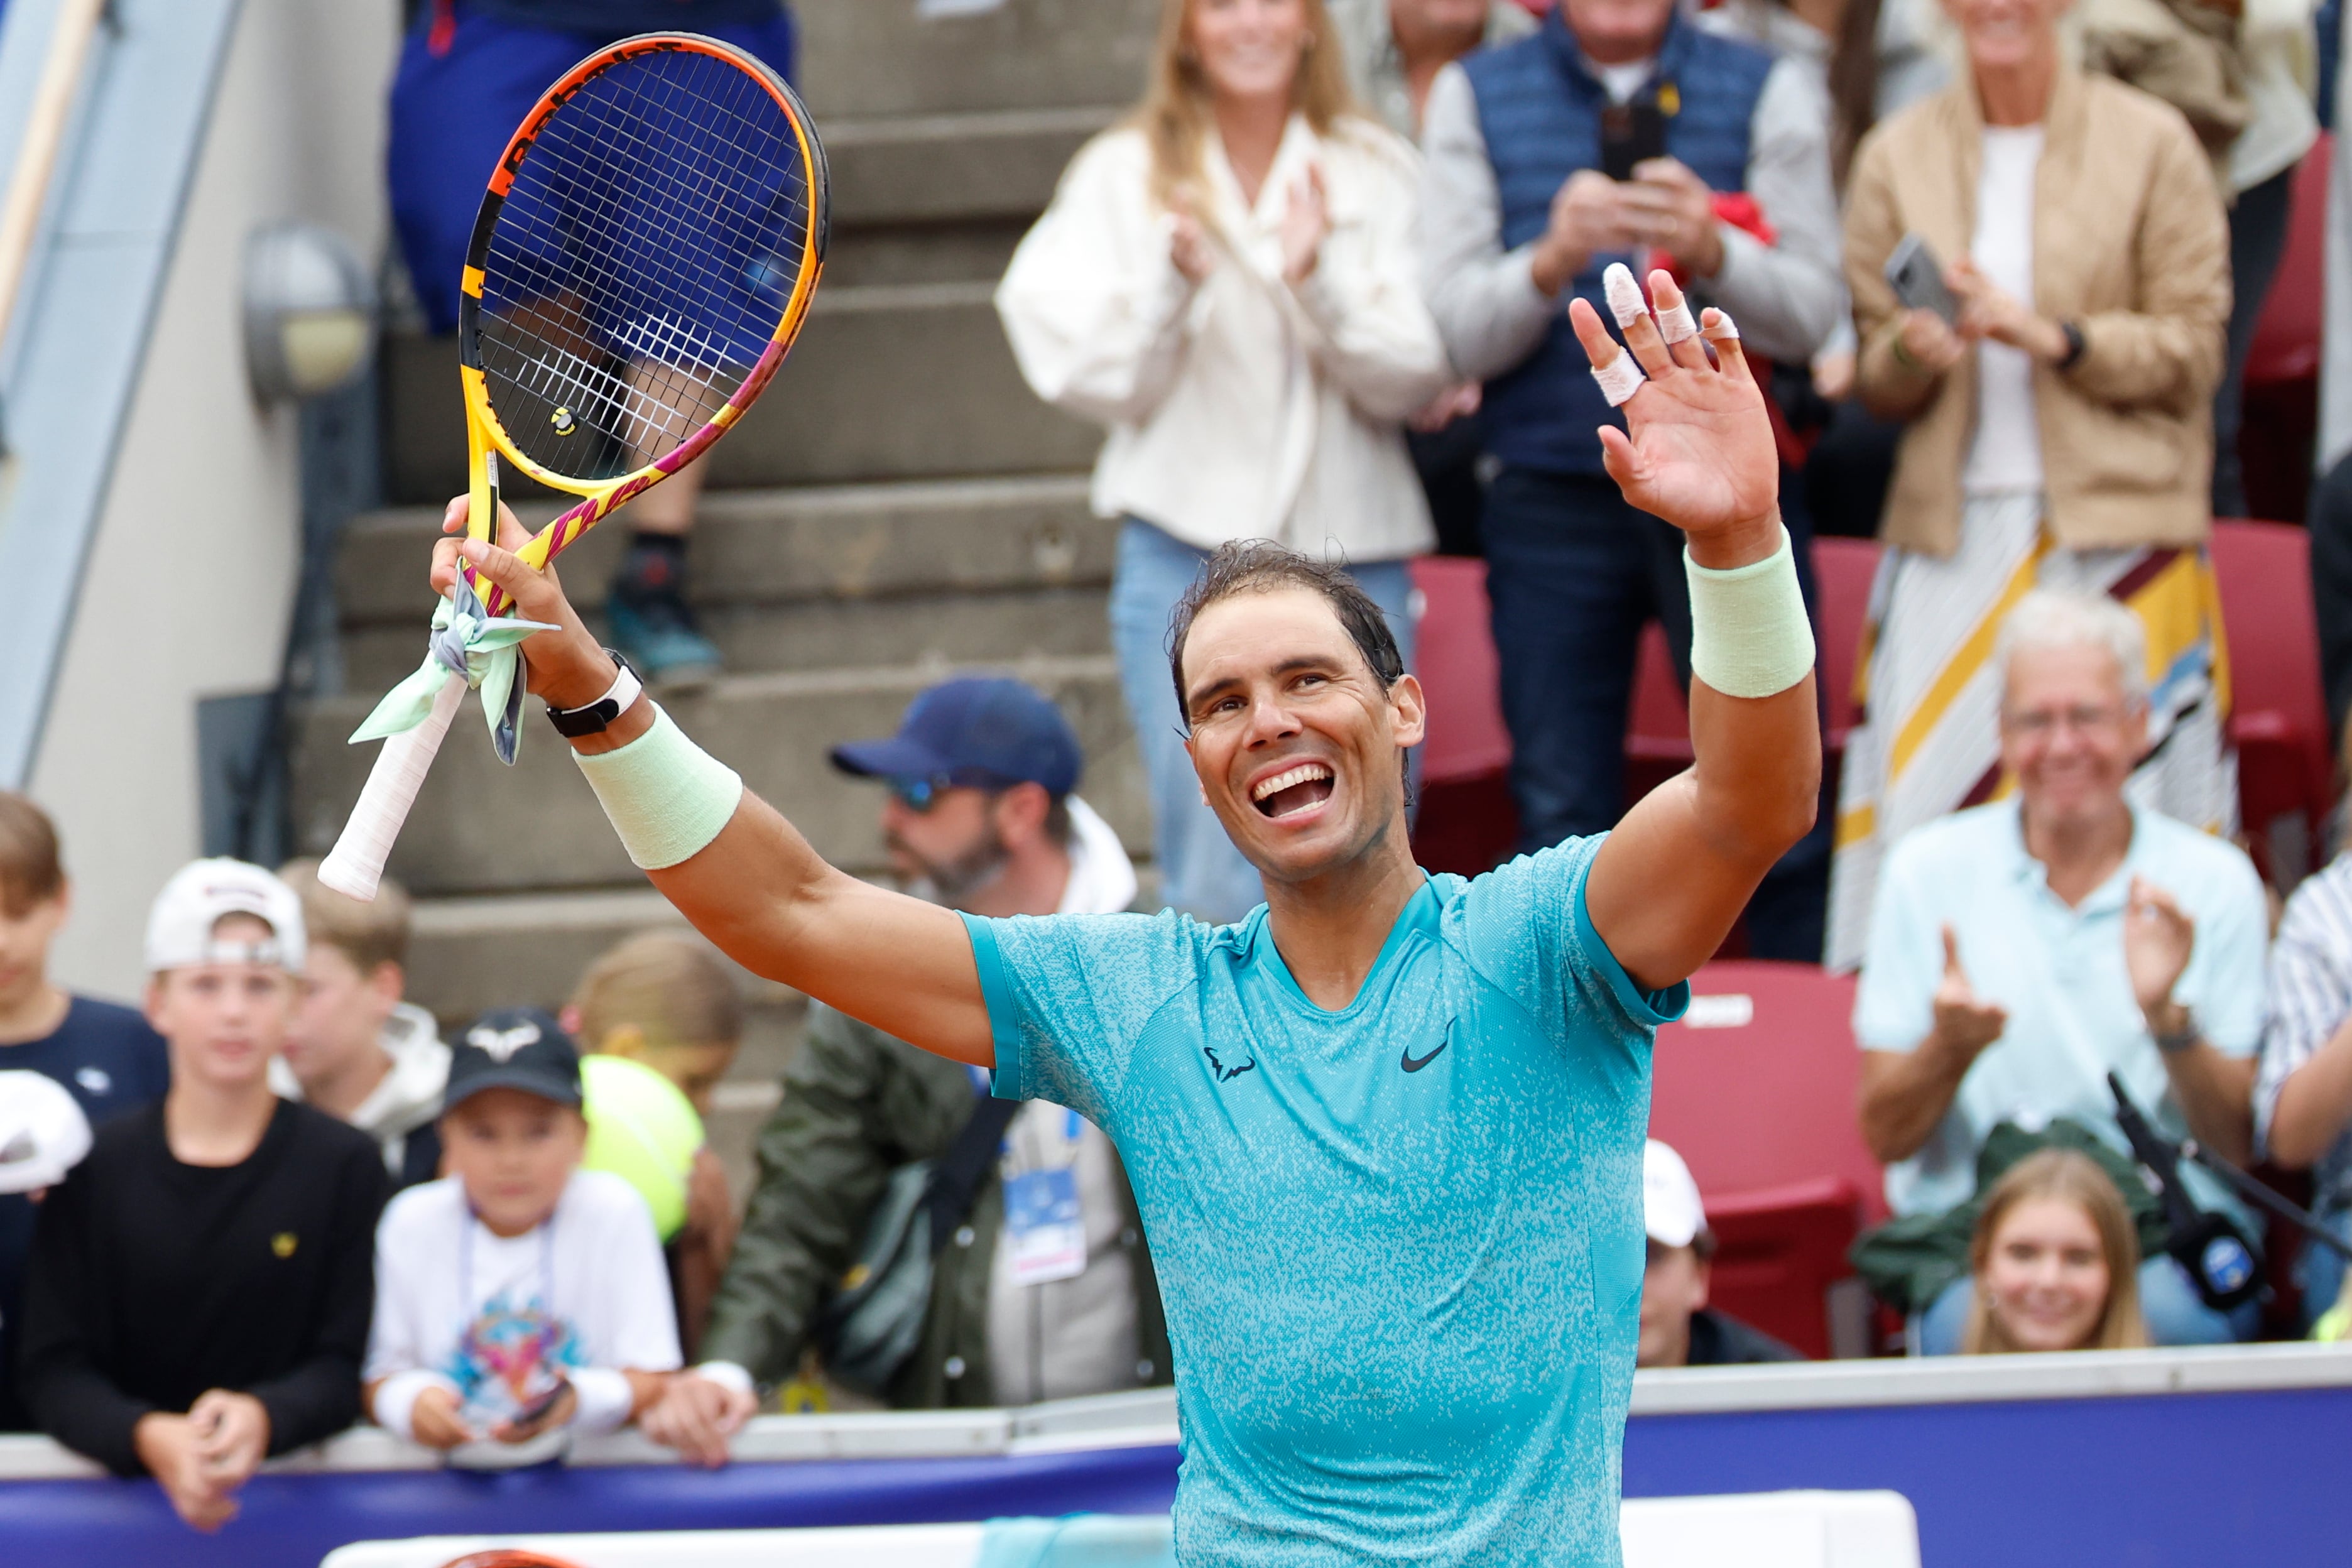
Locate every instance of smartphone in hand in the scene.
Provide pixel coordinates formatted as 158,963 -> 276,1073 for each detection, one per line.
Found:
1885,232 -> 1959,325
1599,101 -> 1670,183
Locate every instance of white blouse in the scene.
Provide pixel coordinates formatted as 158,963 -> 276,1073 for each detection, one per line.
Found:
996,114 -> 1451,562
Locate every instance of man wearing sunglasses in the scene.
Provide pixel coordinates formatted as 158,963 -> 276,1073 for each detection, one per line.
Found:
697,678 -> 1170,1415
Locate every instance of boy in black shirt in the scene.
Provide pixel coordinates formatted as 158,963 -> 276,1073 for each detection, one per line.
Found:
17,859 -> 387,1531
0,792 -> 169,1430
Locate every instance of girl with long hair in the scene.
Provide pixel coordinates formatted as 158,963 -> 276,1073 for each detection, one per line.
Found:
996,0 -> 1453,925
1961,1150 -> 2152,1354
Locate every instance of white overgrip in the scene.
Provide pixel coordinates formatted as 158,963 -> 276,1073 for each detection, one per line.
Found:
317,670 -> 467,901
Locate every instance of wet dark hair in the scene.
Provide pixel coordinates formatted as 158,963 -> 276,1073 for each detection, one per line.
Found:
1166,540 -> 1405,727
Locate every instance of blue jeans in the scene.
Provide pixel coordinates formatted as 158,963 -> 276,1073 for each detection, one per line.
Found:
2294,1205 -> 2351,1334
1108,520 -> 1417,925
1915,1256 -> 2262,1354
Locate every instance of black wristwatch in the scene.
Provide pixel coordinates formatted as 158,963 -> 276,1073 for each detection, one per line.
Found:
545,650 -> 644,737
2057,320 -> 2087,371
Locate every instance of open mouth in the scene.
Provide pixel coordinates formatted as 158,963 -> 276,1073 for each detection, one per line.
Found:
1251,761 -> 1335,819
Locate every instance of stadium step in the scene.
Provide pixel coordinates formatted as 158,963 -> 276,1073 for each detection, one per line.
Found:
288,653 -> 1146,900
795,0 -> 1153,121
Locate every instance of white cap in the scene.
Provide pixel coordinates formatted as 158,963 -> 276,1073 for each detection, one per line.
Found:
144,858 -> 306,974
1643,1138 -> 1708,1249
0,1072 -> 93,1194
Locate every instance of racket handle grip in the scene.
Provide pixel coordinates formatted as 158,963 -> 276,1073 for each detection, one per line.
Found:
317,671 -> 467,902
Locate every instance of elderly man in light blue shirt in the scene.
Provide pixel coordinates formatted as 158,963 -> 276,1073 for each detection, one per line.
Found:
1853,589 -> 2268,1351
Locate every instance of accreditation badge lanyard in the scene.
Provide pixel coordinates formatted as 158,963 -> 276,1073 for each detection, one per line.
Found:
1001,1104 -> 1089,1288
459,1203 -> 558,1326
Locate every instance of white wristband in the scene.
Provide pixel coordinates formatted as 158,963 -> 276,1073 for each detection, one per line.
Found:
1592,348 -> 1645,406
692,1361 -> 755,1398
572,704 -> 744,871
1685,526 -> 1816,699
568,1368 -> 636,1435
373,1370 -> 462,1444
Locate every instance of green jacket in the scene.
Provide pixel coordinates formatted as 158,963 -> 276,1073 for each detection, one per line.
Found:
702,1001 -> 1172,1408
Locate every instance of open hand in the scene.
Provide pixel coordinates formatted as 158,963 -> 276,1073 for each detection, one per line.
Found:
2124,877 -> 2196,1024
1946,258 -> 2067,361
641,1371 -> 757,1469
1565,268 -> 1778,560
1280,165 -> 1331,286
430,496 -> 615,710
1168,197 -> 1214,285
1932,925 -> 2008,1061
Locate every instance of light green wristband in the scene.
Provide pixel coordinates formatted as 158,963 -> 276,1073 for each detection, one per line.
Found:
1685,526 -> 1817,699
572,703 -> 744,870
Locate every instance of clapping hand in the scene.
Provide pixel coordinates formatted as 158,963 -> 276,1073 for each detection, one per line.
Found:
1946,258 -> 2069,362
1168,195 -> 1214,285
1932,925 -> 2008,1060
1279,164 -> 1331,286
1564,268 -> 1777,553
2123,876 -> 2196,1029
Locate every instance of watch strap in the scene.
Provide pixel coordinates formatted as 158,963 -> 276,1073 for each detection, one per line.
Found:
546,653 -> 643,737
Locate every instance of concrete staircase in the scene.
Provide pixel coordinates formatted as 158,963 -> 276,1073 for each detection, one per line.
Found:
286,0 -> 1160,1177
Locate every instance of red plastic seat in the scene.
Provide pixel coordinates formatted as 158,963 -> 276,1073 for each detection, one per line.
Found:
2244,134 -> 2329,391
2209,519 -> 2331,881
1649,961 -> 1884,1357
1409,557 -> 1519,874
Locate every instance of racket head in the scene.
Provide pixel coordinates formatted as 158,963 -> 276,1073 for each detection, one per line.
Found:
455,33 -> 827,556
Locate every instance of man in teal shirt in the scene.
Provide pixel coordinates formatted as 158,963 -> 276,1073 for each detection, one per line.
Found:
434,272 -> 1821,1563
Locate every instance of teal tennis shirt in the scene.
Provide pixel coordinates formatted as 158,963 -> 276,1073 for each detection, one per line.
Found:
961,837 -> 1688,1566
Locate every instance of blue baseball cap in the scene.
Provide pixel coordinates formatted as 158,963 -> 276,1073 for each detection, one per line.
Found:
830,677 -> 1082,798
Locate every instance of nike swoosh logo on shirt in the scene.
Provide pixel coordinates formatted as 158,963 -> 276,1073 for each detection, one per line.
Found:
1401,1028 -> 1451,1074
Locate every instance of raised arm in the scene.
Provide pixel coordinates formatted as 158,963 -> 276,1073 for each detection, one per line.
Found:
1573,270 -> 1822,991
434,507 -> 996,1066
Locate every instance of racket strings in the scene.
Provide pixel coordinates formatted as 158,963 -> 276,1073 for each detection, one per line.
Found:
476,46 -> 815,480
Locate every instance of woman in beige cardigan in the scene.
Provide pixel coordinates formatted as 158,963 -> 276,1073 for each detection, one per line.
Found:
1823,0 -> 2231,967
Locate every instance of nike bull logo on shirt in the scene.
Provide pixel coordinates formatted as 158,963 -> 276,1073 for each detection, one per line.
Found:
963,836 -> 1687,1566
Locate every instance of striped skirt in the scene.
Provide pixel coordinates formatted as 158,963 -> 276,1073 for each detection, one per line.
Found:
1824,493 -> 2236,971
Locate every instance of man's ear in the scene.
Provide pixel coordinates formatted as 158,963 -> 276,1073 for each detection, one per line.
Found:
369,961 -> 406,1009
992,781 -> 1052,850
143,975 -> 167,1033
1386,672 -> 1428,751
1691,1253 -> 1712,1312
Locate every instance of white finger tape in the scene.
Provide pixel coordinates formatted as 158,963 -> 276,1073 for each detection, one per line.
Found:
1592,348 -> 1645,407
1603,262 -> 1647,328
1656,302 -> 1699,344
1701,309 -> 1741,342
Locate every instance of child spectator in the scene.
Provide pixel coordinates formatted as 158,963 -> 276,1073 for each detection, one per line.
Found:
363,1007 -> 753,1468
566,932 -> 743,1355
0,792 -> 170,1432
16,860 -> 388,1531
275,861 -> 450,1189
1638,1140 -> 1804,1368
1960,1150 -> 2150,1354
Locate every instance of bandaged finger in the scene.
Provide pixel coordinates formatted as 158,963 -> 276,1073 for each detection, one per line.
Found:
1603,262 -> 1648,328
1591,348 -> 1645,407
1701,308 -> 1741,343
1655,302 -> 1699,343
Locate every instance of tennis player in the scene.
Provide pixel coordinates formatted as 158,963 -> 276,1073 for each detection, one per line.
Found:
432,268 -> 1818,1564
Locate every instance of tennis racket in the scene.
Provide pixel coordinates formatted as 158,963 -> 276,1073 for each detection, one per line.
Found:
319,32 -> 829,900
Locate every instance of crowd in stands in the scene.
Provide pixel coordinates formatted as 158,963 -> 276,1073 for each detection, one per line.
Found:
10,0 -> 2352,1531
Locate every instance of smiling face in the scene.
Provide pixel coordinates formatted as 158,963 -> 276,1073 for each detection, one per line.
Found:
1188,0 -> 1312,104
1179,586 -> 1425,888
1942,0 -> 2067,78
145,913 -> 298,1092
1981,1195 -> 2113,1351
1999,640 -> 2145,839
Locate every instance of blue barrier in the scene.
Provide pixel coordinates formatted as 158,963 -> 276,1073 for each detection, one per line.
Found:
4,1347 -> 2349,1568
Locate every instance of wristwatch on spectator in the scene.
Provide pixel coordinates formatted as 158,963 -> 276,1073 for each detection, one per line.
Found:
2149,1003 -> 2200,1055
2057,320 -> 2087,371
545,650 -> 643,737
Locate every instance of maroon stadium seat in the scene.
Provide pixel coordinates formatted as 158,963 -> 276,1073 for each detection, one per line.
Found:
2209,518 -> 2332,885
1409,557 -> 1518,874
1650,961 -> 1884,1358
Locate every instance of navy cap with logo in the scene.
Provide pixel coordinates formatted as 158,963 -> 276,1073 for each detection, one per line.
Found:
445,1007 -> 583,1112
830,676 -> 1082,798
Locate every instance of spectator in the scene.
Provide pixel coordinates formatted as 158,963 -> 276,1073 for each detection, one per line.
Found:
1418,0 -> 1841,949
1826,0 -> 2231,968
1330,0 -> 1537,559
364,1007 -> 752,1467
997,0 -> 1452,925
17,861 -> 386,1531
2211,0 -> 2321,519
567,931 -> 746,1354
1638,1140 -> 1804,1368
1696,0 -> 1951,191
2251,800 -> 2352,1329
274,861 -> 449,1190
701,678 -> 1170,1410
0,793 -> 168,1432
1328,0 -> 1535,140
1958,1149 -> 2150,1353
1852,591 -> 2267,1351
386,0 -> 798,685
